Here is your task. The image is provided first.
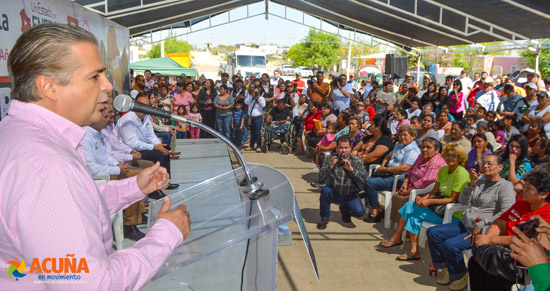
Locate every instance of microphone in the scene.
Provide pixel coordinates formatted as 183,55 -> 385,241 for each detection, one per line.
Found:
113,94 -> 173,120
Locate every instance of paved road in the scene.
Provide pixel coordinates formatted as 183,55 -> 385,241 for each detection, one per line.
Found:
241,148 -> 445,291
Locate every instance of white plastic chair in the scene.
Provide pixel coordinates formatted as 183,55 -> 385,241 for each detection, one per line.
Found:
93,175 -> 124,251
437,129 -> 445,139
399,183 -> 435,249
407,188 -> 468,248
368,164 -> 405,228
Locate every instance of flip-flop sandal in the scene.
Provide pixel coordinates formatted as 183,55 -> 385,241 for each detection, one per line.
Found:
379,240 -> 403,248
396,253 -> 420,261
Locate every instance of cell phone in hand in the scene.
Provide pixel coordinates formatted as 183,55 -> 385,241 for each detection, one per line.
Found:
517,219 -> 539,239
474,163 -> 480,174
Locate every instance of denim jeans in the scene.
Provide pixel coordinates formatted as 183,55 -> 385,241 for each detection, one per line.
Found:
250,116 -> 263,149
363,176 -> 403,209
319,186 -> 365,219
176,131 -> 187,139
155,132 -> 171,145
216,114 -> 232,139
427,222 -> 471,280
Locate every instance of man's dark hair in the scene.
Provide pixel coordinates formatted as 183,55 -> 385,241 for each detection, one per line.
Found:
383,81 -> 392,87
371,81 -> 379,87
336,136 -> 351,146
221,72 -> 229,78
144,69 -> 151,74
135,75 -> 144,82
339,74 -> 346,78
503,84 -> 515,92
176,82 -> 184,88
477,107 -> 487,114
503,115 -> 517,126
340,111 -> 351,125
523,170 -> 550,201
398,109 -> 408,119
445,75 -> 456,80
317,71 -> 324,76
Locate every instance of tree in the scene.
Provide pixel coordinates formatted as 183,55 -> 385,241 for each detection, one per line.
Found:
286,29 -> 340,69
521,39 -> 550,78
146,38 -> 192,58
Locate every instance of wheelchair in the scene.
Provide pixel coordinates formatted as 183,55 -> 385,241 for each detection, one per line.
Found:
261,119 -> 293,154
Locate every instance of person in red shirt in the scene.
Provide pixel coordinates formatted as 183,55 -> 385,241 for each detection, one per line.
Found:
292,72 -> 306,95
468,170 -> 550,291
297,102 -> 321,156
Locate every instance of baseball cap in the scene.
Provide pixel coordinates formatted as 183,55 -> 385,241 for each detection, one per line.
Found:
295,72 -> 301,76
525,83 -> 537,90
484,76 -> 494,83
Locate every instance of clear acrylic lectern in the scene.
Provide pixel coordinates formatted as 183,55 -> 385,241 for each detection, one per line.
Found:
143,163 -> 318,291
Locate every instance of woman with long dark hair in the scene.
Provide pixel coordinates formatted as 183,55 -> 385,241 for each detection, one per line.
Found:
197,79 -> 217,138
501,134 -> 532,184
449,79 -> 464,120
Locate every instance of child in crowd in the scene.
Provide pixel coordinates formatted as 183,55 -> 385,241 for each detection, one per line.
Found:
188,103 -> 202,139
476,106 -> 487,123
231,102 -> 245,147
410,116 -> 421,129
313,122 -> 336,170
465,107 -> 476,118
485,110 -> 497,127
492,120 -> 506,146
465,114 -> 477,139
502,115 -> 520,145
172,105 -> 188,139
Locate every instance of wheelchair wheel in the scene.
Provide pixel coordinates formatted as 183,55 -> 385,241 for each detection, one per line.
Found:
281,146 -> 289,155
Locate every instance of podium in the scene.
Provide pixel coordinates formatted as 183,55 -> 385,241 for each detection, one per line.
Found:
143,163 -> 318,290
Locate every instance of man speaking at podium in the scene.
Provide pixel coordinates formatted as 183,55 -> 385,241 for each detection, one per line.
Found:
0,24 -> 190,289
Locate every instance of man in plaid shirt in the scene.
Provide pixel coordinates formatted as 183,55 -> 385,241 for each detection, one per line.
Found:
317,136 -> 368,230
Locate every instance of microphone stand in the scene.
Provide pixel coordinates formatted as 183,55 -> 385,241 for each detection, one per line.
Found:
170,114 -> 269,200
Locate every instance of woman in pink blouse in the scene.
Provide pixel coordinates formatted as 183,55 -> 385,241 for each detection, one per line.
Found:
172,82 -> 195,114
449,79 -> 465,120
389,137 -> 447,226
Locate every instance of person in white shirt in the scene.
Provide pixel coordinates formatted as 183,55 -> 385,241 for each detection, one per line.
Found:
245,87 -> 266,152
83,107 -> 147,241
475,77 -> 500,111
460,70 -> 473,97
271,70 -> 283,86
406,99 -> 422,118
330,74 -> 354,114
116,95 -> 178,191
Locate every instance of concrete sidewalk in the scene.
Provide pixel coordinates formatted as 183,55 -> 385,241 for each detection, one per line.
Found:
241,149 -> 448,291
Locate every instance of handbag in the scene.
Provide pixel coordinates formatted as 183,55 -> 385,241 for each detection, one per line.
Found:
472,244 -> 525,283
427,193 -> 448,218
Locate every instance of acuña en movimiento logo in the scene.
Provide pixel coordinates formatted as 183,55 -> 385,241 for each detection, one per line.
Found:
5,254 -> 89,281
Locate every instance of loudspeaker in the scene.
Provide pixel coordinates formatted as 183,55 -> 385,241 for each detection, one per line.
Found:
385,54 -> 408,79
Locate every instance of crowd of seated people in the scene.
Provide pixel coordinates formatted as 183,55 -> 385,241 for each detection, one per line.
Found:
103,68 -> 550,289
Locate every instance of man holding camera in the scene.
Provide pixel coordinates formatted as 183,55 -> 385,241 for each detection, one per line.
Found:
307,71 -> 330,105
317,137 -> 368,230
329,74 -> 354,115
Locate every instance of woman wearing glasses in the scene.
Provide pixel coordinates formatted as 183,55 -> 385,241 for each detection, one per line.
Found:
379,143 -> 470,262
426,154 -> 515,290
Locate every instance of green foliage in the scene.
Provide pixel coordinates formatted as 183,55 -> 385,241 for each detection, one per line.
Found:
286,29 -> 341,68
521,39 -> 550,77
146,38 -> 192,58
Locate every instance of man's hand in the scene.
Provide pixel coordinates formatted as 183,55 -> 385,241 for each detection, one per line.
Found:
136,161 -> 170,195
156,197 -> 191,239
154,144 -> 170,155
169,127 -> 176,135
118,162 -> 130,175
342,157 -> 353,172
131,150 -> 141,161
329,155 -> 338,170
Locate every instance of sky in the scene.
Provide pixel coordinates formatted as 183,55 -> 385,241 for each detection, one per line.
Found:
143,2 -> 381,49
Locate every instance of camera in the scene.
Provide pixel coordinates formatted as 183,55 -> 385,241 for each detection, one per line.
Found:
307,76 -> 317,86
332,76 -> 343,87
332,152 -> 346,167
254,91 -> 260,97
